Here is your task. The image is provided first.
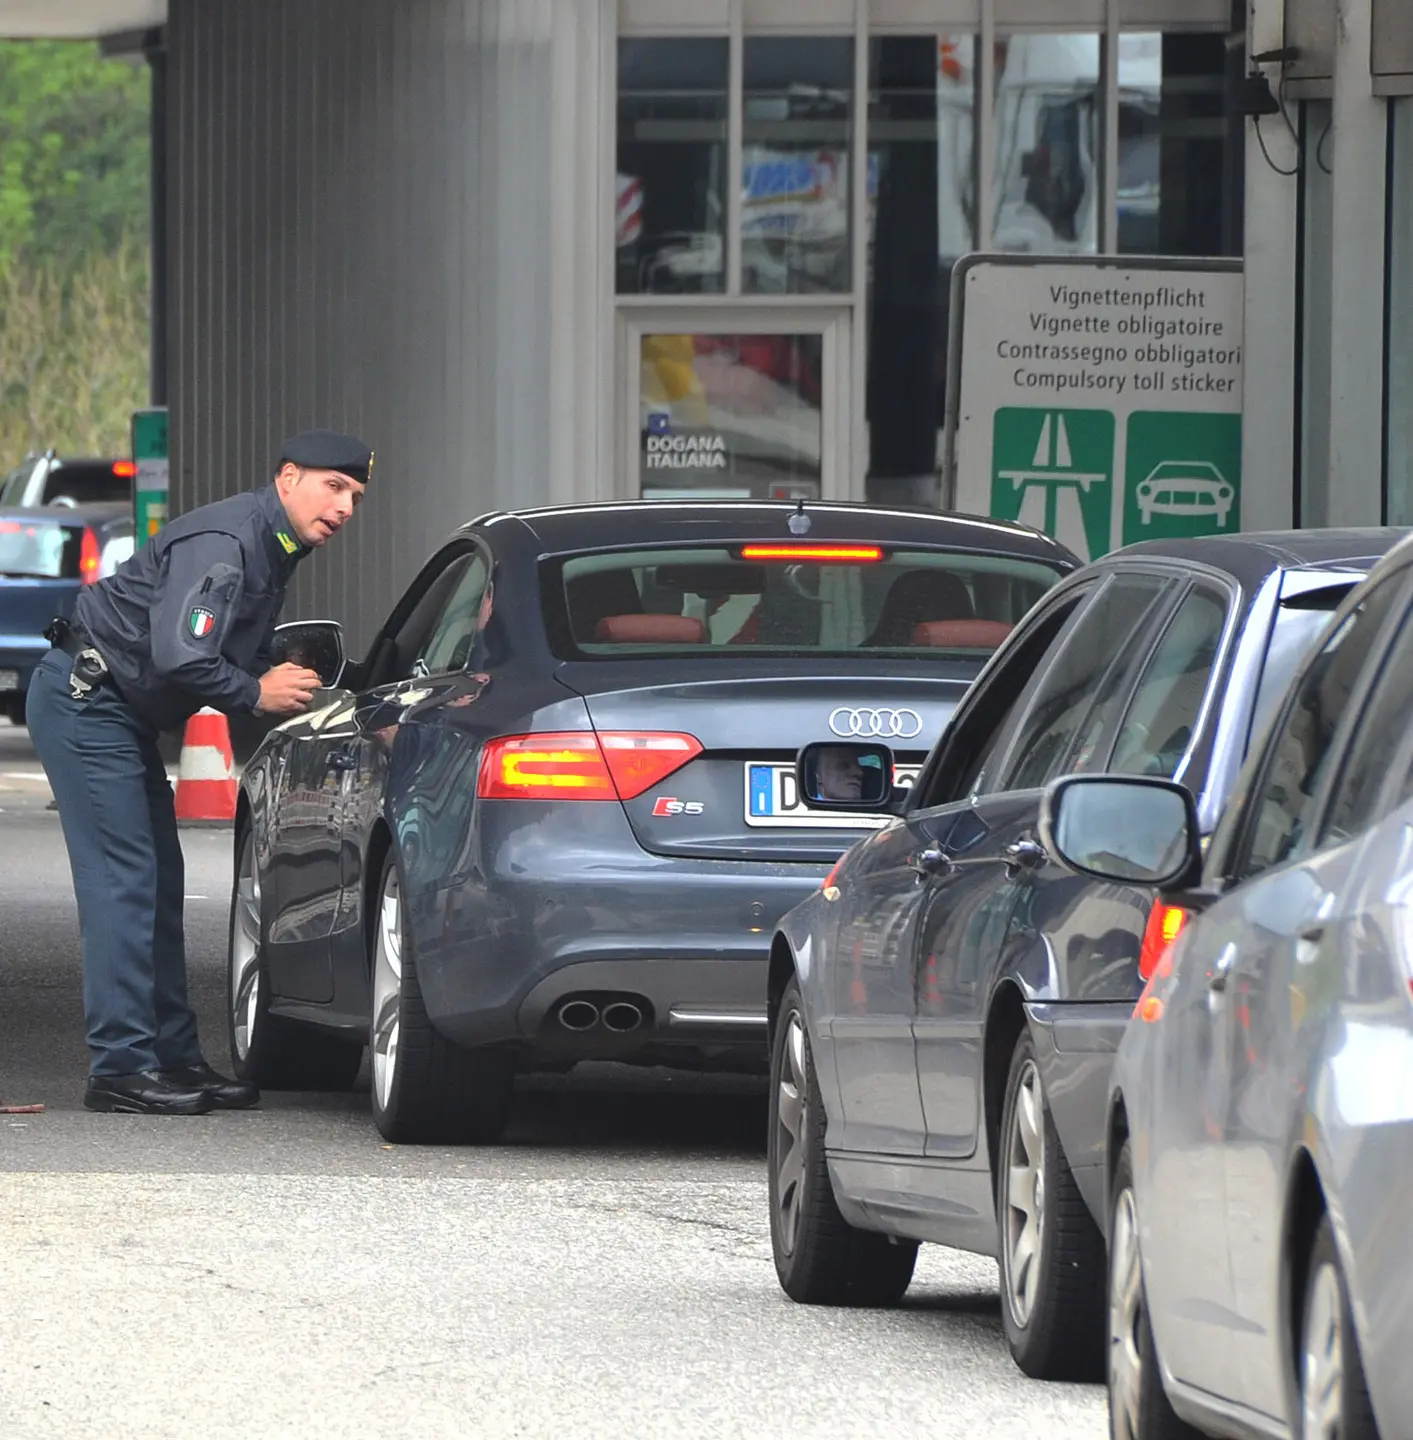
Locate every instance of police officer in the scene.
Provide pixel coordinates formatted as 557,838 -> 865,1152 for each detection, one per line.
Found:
26,430 -> 372,1115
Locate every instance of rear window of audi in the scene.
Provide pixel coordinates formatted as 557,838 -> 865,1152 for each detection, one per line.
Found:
543,545 -> 1067,659
0,518 -> 84,579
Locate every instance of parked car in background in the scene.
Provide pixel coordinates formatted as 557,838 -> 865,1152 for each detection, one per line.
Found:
0,452 -> 136,509
0,502 -> 135,724
1048,533 -> 1413,1440
763,528 -> 1405,1384
228,500 -> 1076,1145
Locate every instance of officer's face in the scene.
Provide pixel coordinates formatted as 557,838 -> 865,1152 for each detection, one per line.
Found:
276,465 -> 367,546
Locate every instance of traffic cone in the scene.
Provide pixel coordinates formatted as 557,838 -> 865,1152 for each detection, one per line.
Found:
173,707 -> 237,825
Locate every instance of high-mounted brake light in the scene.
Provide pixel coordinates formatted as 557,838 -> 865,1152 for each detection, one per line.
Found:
740,545 -> 883,562
477,731 -> 702,802
112,461 -> 138,478
78,527 -> 101,584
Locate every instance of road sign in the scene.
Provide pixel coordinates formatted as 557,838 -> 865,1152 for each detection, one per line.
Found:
991,408 -> 1114,561
944,255 -> 1244,561
132,407 -> 169,541
1122,410 -> 1241,544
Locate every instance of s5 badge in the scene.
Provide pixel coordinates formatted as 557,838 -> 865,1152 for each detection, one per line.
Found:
652,796 -> 703,817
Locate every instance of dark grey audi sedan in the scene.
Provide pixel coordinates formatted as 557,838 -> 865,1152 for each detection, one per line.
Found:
762,527 -> 1406,1384
227,499 -> 1074,1143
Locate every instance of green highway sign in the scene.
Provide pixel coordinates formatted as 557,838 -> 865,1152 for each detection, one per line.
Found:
990,408 -> 1114,562
1122,411 -> 1242,544
132,407 -> 169,541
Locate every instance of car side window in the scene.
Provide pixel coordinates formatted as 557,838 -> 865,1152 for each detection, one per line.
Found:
1318,610 -> 1413,846
1108,584 -> 1228,779
416,551 -> 490,675
913,590 -> 1089,811
986,572 -> 1172,794
1236,579 -> 1404,879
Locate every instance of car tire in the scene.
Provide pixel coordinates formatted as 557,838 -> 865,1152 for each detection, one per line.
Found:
768,976 -> 918,1306
997,1027 -> 1106,1380
1107,1140 -> 1201,1440
227,825 -> 363,1091
1299,1216 -> 1379,1440
368,849 -> 514,1145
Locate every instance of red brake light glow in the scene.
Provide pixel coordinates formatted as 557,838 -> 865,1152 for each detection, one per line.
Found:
1134,901 -> 1188,1022
477,731 -> 702,802
78,527 -> 101,584
740,545 -> 883,562
112,461 -> 138,478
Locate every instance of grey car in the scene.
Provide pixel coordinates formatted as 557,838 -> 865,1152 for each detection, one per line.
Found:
1045,533 -> 1413,1438
763,528 -> 1405,1384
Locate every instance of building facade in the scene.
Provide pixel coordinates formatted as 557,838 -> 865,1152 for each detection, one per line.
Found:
153,0 -> 1241,647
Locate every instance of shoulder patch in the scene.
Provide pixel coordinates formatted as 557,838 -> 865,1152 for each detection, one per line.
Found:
188,606 -> 215,638
276,531 -> 299,554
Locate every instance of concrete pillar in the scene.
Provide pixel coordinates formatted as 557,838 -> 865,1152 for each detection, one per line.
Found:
1326,0 -> 1386,525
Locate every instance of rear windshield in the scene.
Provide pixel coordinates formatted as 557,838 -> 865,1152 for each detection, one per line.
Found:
41,461 -> 131,505
544,545 -> 1066,659
0,518 -> 83,579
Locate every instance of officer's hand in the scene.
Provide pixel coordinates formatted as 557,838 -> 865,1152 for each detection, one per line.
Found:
255,663 -> 322,716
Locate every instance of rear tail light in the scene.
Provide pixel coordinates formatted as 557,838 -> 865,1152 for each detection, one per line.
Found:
112,461 -> 137,478
1134,901 -> 1188,1022
476,731 -> 702,802
78,527 -> 100,584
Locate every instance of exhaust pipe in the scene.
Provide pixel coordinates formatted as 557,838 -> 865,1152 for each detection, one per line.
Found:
558,1000 -> 599,1032
601,1001 -> 644,1034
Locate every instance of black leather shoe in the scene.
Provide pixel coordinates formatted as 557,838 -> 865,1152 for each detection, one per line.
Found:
84,1071 -> 215,1115
160,1062 -> 260,1110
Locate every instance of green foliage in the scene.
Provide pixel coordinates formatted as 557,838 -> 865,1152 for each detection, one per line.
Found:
0,239 -> 150,460
0,41 -> 150,461
0,40 -> 150,271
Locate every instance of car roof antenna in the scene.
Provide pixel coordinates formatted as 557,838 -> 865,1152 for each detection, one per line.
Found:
788,498 -> 811,535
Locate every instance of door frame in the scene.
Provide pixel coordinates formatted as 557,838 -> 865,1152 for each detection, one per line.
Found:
615,304 -> 856,503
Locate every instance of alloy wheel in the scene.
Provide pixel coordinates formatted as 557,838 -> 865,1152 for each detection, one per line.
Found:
773,1010 -> 809,1255
371,867 -> 403,1111
230,837 -> 262,1063
1108,1184 -> 1144,1440
1302,1260 -> 1344,1439
1003,1057 -> 1046,1326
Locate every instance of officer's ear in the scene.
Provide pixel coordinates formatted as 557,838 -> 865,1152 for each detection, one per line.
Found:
274,462 -> 304,493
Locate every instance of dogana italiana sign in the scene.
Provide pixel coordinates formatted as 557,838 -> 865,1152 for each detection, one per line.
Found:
945,256 -> 1244,563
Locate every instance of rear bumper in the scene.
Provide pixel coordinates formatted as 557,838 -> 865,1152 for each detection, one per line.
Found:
1026,999 -> 1132,1224
407,812 -> 831,1063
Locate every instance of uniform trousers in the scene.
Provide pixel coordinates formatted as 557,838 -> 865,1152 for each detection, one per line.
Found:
26,648 -> 203,1077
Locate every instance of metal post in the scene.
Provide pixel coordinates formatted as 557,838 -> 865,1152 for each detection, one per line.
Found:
144,26 -> 169,408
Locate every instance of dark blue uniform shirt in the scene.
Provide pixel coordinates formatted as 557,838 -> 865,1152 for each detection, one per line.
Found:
74,485 -> 310,732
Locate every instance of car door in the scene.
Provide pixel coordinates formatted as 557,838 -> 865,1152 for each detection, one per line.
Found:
327,543 -> 493,981
1211,574 -> 1413,1420
912,569 -> 1177,1158
828,583 -> 1095,1157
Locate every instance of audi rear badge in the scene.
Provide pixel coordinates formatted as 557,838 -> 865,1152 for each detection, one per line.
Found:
828,706 -> 923,739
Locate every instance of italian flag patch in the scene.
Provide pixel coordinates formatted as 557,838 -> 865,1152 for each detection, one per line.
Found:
188,606 -> 215,638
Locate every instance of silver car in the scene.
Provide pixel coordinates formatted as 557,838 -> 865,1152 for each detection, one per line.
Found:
1042,534 -> 1413,1439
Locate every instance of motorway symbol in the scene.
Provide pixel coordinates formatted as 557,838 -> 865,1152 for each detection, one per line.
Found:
990,408 -> 1115,561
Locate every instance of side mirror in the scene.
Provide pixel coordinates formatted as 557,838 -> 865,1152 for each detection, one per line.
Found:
270,619 -> 346,690
1039,774 -> 1202,890
795,741 -> 896,812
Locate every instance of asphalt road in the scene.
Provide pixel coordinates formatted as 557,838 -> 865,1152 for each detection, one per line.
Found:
0,720 -> 1107,1439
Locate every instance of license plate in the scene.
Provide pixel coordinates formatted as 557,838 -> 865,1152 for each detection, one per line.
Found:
744,762 -> 920,829
0,670 -> 18,692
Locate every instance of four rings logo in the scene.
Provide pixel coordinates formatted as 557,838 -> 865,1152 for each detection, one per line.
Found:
828,706 -> 923,739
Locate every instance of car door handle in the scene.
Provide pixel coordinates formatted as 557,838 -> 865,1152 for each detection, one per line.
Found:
911,846 -> 952,875
1208,942 -> 1237,994
1004,838 -> 1047,871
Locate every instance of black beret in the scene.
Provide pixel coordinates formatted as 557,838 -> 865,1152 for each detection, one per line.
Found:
279,429 -> 375,485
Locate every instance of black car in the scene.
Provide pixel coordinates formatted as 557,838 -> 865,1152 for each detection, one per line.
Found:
0,502 -> 135,724
228,500 -> 1076,1144
763,527 -> 1406,1383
